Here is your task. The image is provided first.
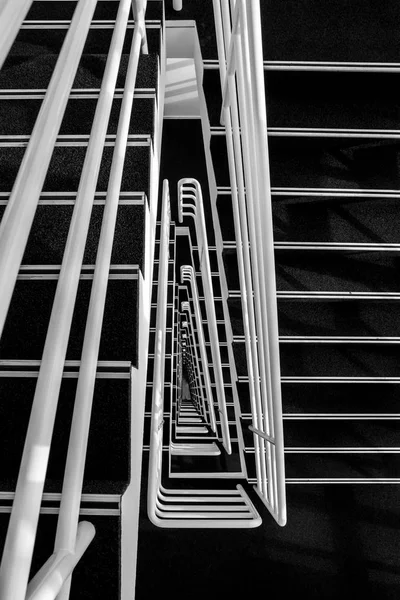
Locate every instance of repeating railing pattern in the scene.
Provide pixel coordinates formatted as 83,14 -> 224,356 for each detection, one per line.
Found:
178,179 -> 231,453
212,0 -> 286,525
0,1 -> 150,597
147,180 -> 261,528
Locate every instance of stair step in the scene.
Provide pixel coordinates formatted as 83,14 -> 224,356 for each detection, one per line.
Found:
170,443 -> 221,456
262,0 -> 400,64
0,96 -> 155,137
204,68 -> 400,131
281,383 -> 400,415
273,194 -> 400,244
0,277 -> 138,363
230,297 -> 400,338
245,420 -> 400,449
0,52 -> 159,91
0,375 -> 130,494
0,201 -> 145,268
26,0 -> 163,21
0,144 -> 150,194
211,135 -> 400,189
7,24 -> 161,58
284,453 -> 400,480
0,513 -> 121,598
170,442 -> 242,477
233,341 -> 400,378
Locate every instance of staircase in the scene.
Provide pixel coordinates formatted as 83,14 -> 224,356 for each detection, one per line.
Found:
0,0 -> 164,597
2,0 -> 400,598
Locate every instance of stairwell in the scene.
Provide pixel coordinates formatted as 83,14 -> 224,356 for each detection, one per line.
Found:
2,0 -> 400,599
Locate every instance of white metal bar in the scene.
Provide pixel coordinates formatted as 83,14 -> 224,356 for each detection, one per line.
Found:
0,1 -> 133,596
53,13 -> 144,600
275,242 -> 400,252
279,336 -> 400,344
0,0 -> 34,69
0,0 -> 98,342
277,291 -> 400,300
212,0 -> 264,494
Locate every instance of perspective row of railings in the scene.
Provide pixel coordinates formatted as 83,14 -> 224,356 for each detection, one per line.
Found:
0,1 -> 149,597
212,0 -> 287,526
178,178 -> 231,452
147,179 -> 261,528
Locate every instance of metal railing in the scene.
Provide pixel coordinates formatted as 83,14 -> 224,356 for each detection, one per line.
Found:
180,300 -> 217,433
147,180 -> 261,528
0,1 -> 149,597
178,179 -> 231,453
212,0 -> 286,525
181,266 -> 224,444
179,307 -> 209,424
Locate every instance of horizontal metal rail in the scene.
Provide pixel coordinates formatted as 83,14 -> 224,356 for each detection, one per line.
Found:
204,58 -> 400,73
212,125 -> 400,139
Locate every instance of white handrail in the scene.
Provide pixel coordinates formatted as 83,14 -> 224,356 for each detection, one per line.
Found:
212,0 -> 287,525
0,0 -> 139,595
181,300 -> 216,431
147,179 -> 171,520
178,179 -> 231,454
0,0 -> 34,69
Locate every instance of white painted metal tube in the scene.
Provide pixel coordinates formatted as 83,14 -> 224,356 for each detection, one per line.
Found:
53,16 -> 143,600
147,180 -> 171,521
0,0 -> 98,341
221,0 -> 269,498
26,522 -> 95,600
178,179 -> 231,453
247,0 -> 286,526
0,1 -> 134,596
0,0 -> 34,69
213,0 -> 263,475
132,0 -> 148,54
173,0 -> 183,10
232,0 -> 274,504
